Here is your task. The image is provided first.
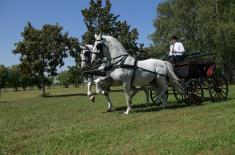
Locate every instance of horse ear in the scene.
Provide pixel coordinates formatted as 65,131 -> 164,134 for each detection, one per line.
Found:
80,45 -> 85,50
95,34 -> 98,39
98,33 -> 102,38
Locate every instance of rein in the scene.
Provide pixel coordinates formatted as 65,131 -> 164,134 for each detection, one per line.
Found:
91,54 -> 129,72
91,39 -> 180,82
99,54 -> 129,65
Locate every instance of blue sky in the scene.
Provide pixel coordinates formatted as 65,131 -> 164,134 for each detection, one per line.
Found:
0,0 -> 161,69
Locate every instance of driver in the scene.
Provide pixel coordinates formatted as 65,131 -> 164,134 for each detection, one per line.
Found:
168,35 -> 185,63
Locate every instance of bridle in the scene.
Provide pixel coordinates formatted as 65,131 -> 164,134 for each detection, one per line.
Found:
80,47 -> 92,64
92,38 -> 130,66
92,39 -> 107,60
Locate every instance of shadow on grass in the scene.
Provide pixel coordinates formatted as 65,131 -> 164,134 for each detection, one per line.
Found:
134,104 -> 188,113
109,95 -> 233,114
203,96 -> 233,104
45,93 -> 88,98
113,101 -> 189,113
0,100 -> 7,104
44,89 -> 123,98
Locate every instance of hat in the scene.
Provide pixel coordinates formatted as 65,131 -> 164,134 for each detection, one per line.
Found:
170,35 -> 178,40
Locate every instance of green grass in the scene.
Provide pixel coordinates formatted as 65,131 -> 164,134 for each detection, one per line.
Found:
0,85 -> 235,154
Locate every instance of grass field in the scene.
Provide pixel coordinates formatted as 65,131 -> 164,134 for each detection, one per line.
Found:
0,85 -> 235,154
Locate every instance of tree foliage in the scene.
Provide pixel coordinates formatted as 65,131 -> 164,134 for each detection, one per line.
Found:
81,0 -> 145,57
13,23 -> 79,96
7,65 -> 21,91
57,67 -> 82,88
0,65 -> 8,90
151,0 -> 235,79
68,66 -> 83,87
0,64 -> 32,90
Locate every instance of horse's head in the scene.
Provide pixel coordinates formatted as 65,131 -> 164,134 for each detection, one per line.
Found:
80,45 -> 92,69
91,33 -> 106,64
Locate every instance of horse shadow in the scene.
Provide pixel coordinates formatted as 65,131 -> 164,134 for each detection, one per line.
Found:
202,96 -> 233,104
113,101 -> 188,113
0,100 -> 7,104
45,93 -> 88,98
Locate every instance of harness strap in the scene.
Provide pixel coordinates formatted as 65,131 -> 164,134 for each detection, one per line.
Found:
103,55 -> 129,71
130,59 -> 138,87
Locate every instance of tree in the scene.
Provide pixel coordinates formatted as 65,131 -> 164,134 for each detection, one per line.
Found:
8,65 -> 21,91
58,70 -> 73,88
68,66 -> 83,87
57,66 -> 83,88
81,0 -> 143,57
18,63 -> 33,90
151,0 -> 235,80
13,23 -> 79,96
0,65 -> 8,91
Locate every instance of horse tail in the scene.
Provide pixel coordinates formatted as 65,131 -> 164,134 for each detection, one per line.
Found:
164,61 -> 183,91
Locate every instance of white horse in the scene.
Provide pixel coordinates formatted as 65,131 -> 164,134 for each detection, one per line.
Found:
91,34 -> 183,114
80,44 -> 150,112
80,45 -> 113,111
80,45 -> 94,97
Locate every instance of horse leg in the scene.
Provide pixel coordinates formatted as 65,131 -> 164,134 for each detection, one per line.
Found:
154,78 -> 168,109
142,86 -> 150,106
103,91 -> 113,112
88,77 -> 104,102
87,81 -> 92,96
123,83 -> 132,115
149,80 -> 161,105
129,86 -> 149,106
158,85 -> 168,109
95,77 -> 113,111
129,87 -> 138,102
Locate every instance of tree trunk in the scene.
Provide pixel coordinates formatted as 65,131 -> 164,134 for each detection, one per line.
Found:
40,73 -> 46,97
41,82 -> 45,96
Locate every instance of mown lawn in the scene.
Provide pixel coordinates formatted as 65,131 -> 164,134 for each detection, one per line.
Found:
0,85 -> 235,154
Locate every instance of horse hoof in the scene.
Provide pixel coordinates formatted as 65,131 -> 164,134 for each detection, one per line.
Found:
106,109 -> 112,112
123,111 -> 129,115
90,95 -> 95,102
87,92 -> 92,96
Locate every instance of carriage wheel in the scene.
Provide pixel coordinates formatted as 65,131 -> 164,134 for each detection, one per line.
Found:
173,87 -> 184,103
201,78 -> 210,90
209,74 -> 228,102
184,79 -> 204,105
150,89 -> 168,106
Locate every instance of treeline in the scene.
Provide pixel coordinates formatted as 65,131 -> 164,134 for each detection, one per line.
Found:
0,64 -> 52,91
0,64 -> 82,91
57,66 -> 83,88
150,0 -> 234,80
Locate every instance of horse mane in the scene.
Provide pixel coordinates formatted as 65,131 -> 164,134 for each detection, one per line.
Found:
85,44 -> 93,52
102,35 -> 128,54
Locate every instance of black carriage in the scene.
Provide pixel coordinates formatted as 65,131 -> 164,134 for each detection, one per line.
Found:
150,52 -> 229,105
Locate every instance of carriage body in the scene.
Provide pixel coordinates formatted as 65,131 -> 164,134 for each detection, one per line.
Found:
150,52 -> 228,105
174,60 -> 215,80
171,52 -> 228,105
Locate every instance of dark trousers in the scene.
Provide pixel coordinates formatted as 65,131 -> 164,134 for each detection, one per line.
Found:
169,55 -> 184,64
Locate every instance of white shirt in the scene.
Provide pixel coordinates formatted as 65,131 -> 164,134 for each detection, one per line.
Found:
169,42 -> 185,56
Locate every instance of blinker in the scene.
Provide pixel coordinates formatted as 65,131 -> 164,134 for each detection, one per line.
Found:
97,43 -> 103,51
84,51 -> 90,57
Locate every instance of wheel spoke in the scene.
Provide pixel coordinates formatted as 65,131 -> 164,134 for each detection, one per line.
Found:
220,92 -> 224,99
210,88 -> 215,94
221,89 -> 227,95
152,94 -> 158,99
